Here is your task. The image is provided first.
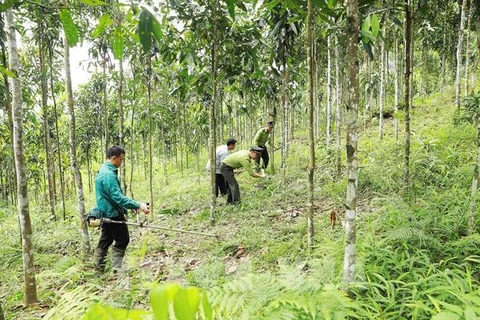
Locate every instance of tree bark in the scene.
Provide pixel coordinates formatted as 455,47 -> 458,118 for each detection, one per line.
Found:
39,23 -> 56,220
403,1 -> 413,193
394,35 -> 399,142
6,8 -> 38,306
343,0 -> 359,287
0,13 -> 16,206
467,10 -> 480,235
48,44 -> 66,220
209,1 -> 218,224
456,0 -> 468,108
334,36 -> 342,177
62,6 -> 91,256
306,0 -> 315,249
465,0 -> 472,95
379,25 -> 385,139
326,35 -> 332,147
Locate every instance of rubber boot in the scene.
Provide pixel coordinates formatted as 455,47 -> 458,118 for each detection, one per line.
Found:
94,248 -> 108,273
111,247 -> 126,272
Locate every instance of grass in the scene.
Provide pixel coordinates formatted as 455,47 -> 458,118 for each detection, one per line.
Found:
3,89 -> 480,318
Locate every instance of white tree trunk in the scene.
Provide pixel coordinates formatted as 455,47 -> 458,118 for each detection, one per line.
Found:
343,0 -> 359,287
6,8 -> 38,306
326,36 -> 332,147
379,26 -> 385,140
394,36 -> 399,142
335,36 -> 342,176
455,0 -> 468,108
465,0 -> 472,96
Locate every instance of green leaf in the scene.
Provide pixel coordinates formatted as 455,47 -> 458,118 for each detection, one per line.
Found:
0,66 -> 16,78
138,8 -> 162,54
91,13 -> 113,38
0,0 -> 19,12
173,287 -> 201,320
149,285 -> 169,320
79,0 -> 107,6
225,0 -> 235,19
138,9 -> 153,53
327,0 -> 336,9
361,15 -> 371,44
151,15 -> 163,44
59,8 -> 79,47
431,311 -> 461,320
464,307 -> 477,320
370,14 -> 380,38
201,291 -> 213,320
112,26 -> 124,60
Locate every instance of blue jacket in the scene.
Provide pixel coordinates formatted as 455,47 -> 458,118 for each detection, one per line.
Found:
95,162 -> 140,218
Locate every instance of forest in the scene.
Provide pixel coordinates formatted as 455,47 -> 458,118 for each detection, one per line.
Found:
1,0 -> 480,319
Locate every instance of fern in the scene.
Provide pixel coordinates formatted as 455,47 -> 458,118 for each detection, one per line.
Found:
43,283 -> 99,320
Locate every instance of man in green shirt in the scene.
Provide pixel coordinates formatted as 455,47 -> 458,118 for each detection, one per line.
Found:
252,120 -> 274,169
94,146 -> 150,273
220,146 -> 266,205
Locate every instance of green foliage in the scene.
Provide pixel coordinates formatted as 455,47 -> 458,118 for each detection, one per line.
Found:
454,92 -> 480,125
59,8 -> 79,47
83,303 -> 150,319
138,8 -> 163,54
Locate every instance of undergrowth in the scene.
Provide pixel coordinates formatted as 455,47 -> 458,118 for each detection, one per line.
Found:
2,91 -> 480,319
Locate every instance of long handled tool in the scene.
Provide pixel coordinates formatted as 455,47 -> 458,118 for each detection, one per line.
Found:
90,217 -> 219,239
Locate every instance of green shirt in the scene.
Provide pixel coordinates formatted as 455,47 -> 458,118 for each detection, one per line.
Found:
95,162 -> 140,218
222,150 -> 257,176
253,128 -> 271,147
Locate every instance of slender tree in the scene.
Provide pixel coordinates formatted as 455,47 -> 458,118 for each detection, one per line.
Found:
455,0 -> 468,108
38,19 -> 56,220
403,0 -> 413,193
306,0 -> 315,249
467,0 -> 480,235
61,1 -> 91,255
343,0 -> 359,287
6,7 -> 38,305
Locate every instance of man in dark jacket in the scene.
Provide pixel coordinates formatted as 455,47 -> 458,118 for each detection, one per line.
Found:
94,146 -> 150,272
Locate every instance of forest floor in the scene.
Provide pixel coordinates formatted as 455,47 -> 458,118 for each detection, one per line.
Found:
1,88 -> 475,319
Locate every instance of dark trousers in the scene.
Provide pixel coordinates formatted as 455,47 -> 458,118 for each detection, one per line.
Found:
97,215 -> 130,252
255,146 -> 270,169
220,163 -> 240,204
216,173 -> 229,197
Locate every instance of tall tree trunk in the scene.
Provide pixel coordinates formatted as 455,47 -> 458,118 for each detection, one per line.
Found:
102,60 -> 109,155
440,32 -> 446,91
456,0 -> 468,108
467,9 -> 480,235
209,2 -> 218,224
343,0 -> 359,287
403,1 -> 413,193
39,23 -> 56,220
146,55 -> 154,213
306,0 -> 315,249
465,0 -> 472,96
334,36 -> 342,177
394,35 -> 399,142
6,8 -> 38,305
0,14 -> 16,206
379,26 -> 385,139
62,10 -> 91,256
118,59 -> 127,193
326,35 -> 332,147
48,44 -> 66,220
